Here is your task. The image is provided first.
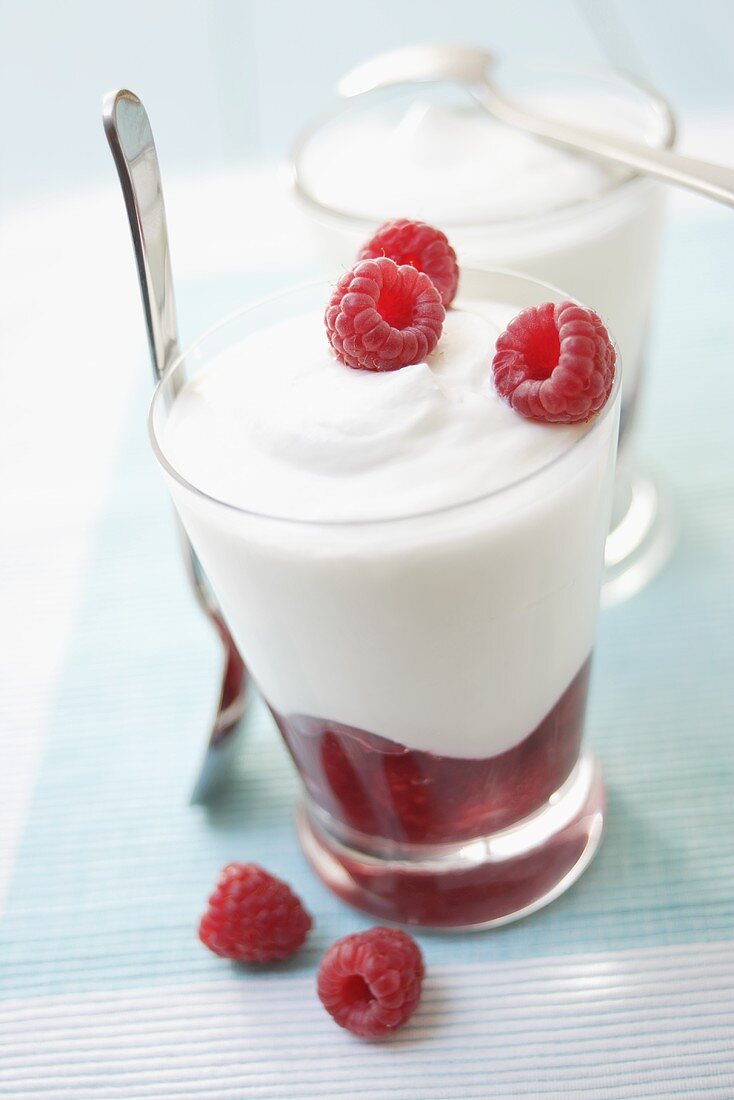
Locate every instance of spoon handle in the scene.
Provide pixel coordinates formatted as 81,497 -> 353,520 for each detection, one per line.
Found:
102,89 -> 181,385
103,88 -> 249,805
477,85 -> 734,208
102,93 -> 220,617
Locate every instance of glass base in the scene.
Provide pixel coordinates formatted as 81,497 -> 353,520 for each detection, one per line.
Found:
602,463 -> 677,608
296,753 -> 605,930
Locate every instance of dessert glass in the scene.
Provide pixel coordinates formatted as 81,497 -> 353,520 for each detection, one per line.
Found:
150,269 -> 621,929
290,62 -> 674,605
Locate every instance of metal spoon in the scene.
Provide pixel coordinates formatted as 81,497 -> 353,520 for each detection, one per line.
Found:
102,89 -> 248,804
340,44 -> 734,207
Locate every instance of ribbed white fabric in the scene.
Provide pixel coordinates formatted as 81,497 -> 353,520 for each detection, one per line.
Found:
1,942 -> 733,1099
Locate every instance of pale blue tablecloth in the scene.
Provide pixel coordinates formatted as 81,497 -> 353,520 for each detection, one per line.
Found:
1,207 -> 733,1098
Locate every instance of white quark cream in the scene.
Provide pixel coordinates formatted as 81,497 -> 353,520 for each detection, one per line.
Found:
164,304 -> 586,523
299,100 -> 629,225
161,300 -> 619,759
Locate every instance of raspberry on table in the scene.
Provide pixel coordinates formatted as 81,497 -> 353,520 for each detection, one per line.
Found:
492,300 -> 616,424
359,218 -> 460,307
325,256 -> 445,372
317,926 -> 424,1039
198,863 -> 312,963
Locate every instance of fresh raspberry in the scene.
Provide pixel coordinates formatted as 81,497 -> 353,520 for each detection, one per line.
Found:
198,864 -> 312,963
359,218 -> 459,307
325,257 -> 444,372
492,300 -> 616,424
317,926 -> 424,1039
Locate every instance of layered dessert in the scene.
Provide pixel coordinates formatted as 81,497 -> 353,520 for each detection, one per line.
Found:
155,226 -> 620,926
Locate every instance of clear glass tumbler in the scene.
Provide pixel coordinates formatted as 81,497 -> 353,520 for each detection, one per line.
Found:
150,269 -> 621,929
291,61 -> 672,605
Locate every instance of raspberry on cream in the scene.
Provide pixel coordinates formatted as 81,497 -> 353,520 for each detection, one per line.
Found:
493,300 -> 615,423
359,218 -> 459,307
326,256 -> 445,372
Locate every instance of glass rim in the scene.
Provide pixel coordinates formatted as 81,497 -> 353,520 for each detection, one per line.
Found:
289,60 -> 676,231
149,266 -> 622,530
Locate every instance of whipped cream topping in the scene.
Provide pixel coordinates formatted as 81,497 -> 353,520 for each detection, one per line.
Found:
160,296 -> 618,759
163,303 -> 588,523
298,98 -> 638,224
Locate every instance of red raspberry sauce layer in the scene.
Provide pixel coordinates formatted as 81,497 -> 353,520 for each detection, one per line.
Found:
272,658 -> 591,846
301,769 -> 604,927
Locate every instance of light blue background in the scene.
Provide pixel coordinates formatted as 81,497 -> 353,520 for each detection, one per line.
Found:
1,0 -> 732,209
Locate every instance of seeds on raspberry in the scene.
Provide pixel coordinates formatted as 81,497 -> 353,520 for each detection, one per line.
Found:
198,863 -> 312,963
317,926 -> 424,1039
492,300 -> 616,424
325,256 -> 444,372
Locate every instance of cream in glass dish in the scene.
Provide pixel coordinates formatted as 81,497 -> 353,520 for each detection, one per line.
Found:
151,261 -> 621,929
290,60 -> 675,602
